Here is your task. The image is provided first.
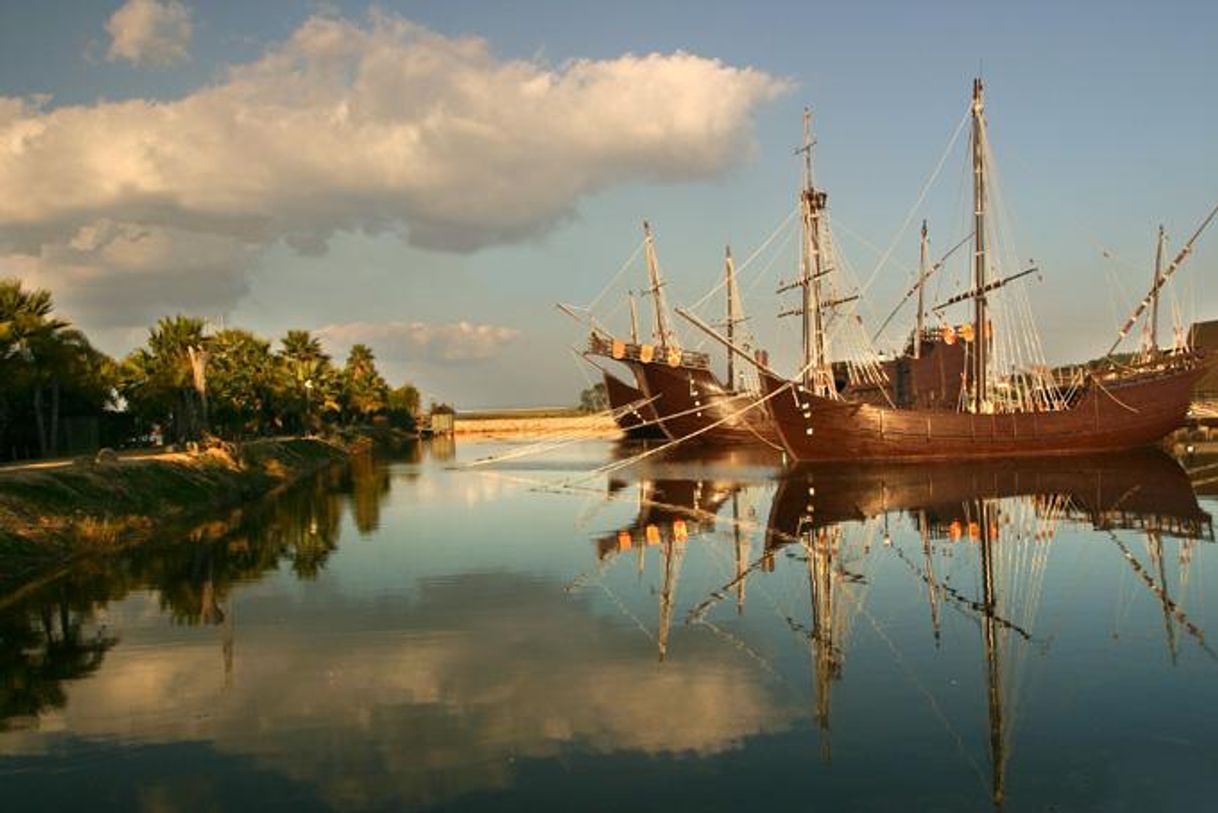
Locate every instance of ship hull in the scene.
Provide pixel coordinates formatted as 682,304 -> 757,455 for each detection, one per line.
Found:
635,361 -> 780,446
760,355 -> 1209,462
602,370 -> 665,439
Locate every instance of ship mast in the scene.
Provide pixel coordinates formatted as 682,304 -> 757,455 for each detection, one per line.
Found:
643,221 -> 673,350
915,220 -> 929,360
1146,225 -> 1166,356
628,290 -> 640,344
1107,200 -> 1218,356
971,79 -> 989,413
725,245 -> 740,388
797,108 -> 831,394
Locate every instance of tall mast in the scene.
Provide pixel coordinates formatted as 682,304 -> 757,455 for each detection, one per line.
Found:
643,221 -> 672,349
1148,224 -> 1166,355
798,107 -> 830,393
971,78 -> 989,413
915,220 -> 929,360
628,290 -> 640,344
725,245 -> 739,388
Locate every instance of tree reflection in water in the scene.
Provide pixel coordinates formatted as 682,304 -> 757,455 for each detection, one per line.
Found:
0,447 -> 404,727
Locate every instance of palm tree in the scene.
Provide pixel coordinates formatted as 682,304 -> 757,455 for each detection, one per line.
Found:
0,281 -> 65,456
278,330 -> 331,434
0,280 -> 114,457
340,343 -> 389,423
121,316 -> 209,443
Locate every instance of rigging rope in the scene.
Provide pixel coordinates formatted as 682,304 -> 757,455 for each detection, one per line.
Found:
585,238 -> 645,314
859,110 -> 970,297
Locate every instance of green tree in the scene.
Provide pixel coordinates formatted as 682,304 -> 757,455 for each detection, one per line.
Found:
0,280 -> 116,458
120,316 -> 209,443
579,382 -> 608,412
387,381 -> 420,429
340,343 -> 389,423
208,329 -> 278,437
278,330 -> 334,434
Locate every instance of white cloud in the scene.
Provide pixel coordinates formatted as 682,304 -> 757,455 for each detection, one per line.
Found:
105,0 -> 194,67
318,320 -> 521,364
2,11 -> 788,334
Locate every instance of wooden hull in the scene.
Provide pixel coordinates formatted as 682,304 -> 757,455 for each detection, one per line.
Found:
767,448 -> 1211,543
635,361 -> 781,446
761,355 -> 1210,462
603,370 -> 665,439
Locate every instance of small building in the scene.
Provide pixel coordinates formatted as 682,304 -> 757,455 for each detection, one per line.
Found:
427,410 -> 455,435
1191,320 -> 1218,400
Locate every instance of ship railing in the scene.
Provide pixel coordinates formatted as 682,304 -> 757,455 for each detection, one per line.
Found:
587,334 -> 712,370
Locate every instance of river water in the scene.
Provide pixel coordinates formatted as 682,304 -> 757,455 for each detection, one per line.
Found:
2,438 -> 1216,811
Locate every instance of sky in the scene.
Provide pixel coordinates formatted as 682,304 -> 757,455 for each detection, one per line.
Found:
0,0 -> 1215,406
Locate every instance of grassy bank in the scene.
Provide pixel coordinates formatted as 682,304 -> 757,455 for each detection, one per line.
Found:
0,437 -> 355,589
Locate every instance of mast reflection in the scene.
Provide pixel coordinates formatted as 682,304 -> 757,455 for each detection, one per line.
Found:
747,448 -> 1210,807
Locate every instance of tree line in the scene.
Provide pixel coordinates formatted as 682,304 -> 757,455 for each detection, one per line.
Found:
0,279 -> 422,461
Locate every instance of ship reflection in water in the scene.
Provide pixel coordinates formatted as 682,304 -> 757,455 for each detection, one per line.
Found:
591,446 -> 1214,810
1,439 -> 1217,811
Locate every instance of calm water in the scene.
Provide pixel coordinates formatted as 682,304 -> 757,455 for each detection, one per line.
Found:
2,438 -> 1217,811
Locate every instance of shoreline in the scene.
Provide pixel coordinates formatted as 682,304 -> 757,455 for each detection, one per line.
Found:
0,436 -> 373,594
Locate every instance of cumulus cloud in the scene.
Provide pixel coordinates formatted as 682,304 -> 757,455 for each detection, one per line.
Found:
1,11 -> 787,334
105,0 -> 194,67
318,319 -> 520,364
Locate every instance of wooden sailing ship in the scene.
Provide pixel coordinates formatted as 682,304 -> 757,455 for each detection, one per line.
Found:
601,369 -> 664,439
596,290 -> 666,439
585,222 -> 781,445
750,79 -> 1213,462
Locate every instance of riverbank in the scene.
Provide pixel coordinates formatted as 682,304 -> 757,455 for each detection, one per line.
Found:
0,436 -> 361,592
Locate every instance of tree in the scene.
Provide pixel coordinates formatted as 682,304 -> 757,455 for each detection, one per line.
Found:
0,280 -> 115,458
120,316 -> 210,443
208,329 -> 278,437
579,382 -> 609,413
387,381 -> 420,429
339,343 -> 389,423
278,330 -> 334,434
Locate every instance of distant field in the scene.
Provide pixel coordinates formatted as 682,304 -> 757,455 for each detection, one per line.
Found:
456,407 -> 586,420
453,410 -> 617,436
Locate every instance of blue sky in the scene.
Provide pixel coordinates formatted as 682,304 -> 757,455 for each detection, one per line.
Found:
1,0 -> 1215,405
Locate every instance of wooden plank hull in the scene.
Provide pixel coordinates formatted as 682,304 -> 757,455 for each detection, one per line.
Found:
602,370 -> 665,439
635,361 -> 780,446
761,356 -> 1210,462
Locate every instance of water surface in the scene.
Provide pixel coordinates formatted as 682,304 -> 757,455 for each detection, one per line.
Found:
2,439 -> 1216,811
